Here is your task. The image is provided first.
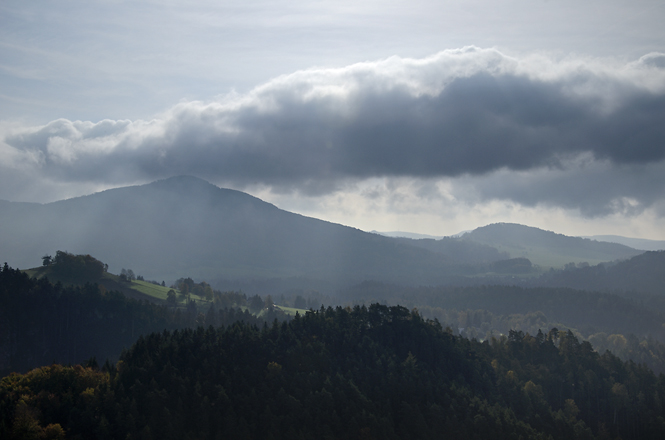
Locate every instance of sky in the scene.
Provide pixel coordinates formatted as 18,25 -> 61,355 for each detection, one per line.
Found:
1,0 -> 665,239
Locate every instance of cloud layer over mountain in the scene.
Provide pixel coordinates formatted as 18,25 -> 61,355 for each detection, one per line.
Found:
2,47 -> 665,218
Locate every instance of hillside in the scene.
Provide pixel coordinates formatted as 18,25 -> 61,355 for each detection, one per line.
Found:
24,253 -> 178,303
460,223 -> 642,268
0,176 -> 529,287
1,178 -> 650,290
389,236 -> 510,264
3,306 -> 665,439
535,250 -> 665,295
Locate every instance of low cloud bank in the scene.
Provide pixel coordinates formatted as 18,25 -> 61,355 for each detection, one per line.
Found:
2,47 -> 665,215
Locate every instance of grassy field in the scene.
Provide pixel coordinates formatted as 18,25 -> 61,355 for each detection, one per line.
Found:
23,265 -> 288,312
129,279 -> 172,300
130,279 -> 211,305
274,305 -> 309,316
23,267 -> 47,279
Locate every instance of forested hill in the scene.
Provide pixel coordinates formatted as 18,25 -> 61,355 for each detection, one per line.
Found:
460,223 -> 642,268
2,306 -> 665,439
0,176 -> 547,287
389,235 -> 510,264
2,177 -> 649,289
535,250 -> 665,295
582,235 -> 665,252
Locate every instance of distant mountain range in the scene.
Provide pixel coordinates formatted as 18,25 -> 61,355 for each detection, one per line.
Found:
377,230 -> 665,251
376,226 -> 655,266
581,235 -> 665,251
372,231 -> 445,240
0,176 -> 475,286
0,176 -> 652,290
458,223 -> 643,268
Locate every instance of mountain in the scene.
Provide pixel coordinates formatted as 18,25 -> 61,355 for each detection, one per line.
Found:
460,223 -> 643,268
0,178 -> 649,289
0,176 -> 491,286
581,235 -> 665,251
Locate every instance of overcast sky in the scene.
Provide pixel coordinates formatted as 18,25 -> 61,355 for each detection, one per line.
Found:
2,0 -> 665,239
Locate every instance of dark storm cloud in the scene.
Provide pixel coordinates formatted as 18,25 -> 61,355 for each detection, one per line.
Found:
455,158 -> 665,217
2,48 -> 665,213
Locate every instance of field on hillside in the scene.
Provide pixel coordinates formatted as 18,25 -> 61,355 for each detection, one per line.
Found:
130,279 -> 211,305
129,279 -> 172,300
21,265 -> 212,305
274,305 -> 308,316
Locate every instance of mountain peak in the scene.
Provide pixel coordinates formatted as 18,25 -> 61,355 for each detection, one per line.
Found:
147,175 -> 220,192
154,175 -> 213,185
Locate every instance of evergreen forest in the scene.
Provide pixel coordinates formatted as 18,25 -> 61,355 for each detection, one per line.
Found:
2,301 -> 665,439
3,252 -> 665,439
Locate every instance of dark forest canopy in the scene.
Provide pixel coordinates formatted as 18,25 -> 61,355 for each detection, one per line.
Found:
2,305 -> 665,439
336,280 -> 665,374
49,250 -> 106,282
338,282 -> 665,339
534,250 -> 665,295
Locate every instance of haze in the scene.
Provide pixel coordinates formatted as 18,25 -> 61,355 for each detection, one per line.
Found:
2,0 -> 665,239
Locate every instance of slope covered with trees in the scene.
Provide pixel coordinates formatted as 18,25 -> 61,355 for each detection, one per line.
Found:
336,281 -> 665,373
534,250 -> 665,295
340,283 -> 665,338
0,263 -> 285,376
2,306 -> 665,439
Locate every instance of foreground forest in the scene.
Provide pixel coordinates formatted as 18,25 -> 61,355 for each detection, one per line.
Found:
3,252 -> 665,439
2,305 -> 665,439
4,253 -> 665,377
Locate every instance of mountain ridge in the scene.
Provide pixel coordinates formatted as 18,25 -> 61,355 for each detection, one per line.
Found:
460,222 -> 642,268
581,235 -> 665,251
0,176 -> 646,289
0,176 -> 462,286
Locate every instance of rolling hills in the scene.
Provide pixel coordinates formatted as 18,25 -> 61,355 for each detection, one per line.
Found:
0,176 -> 470,286
581,235 -> 665,251
458,223 -> 642,268
0,176 -> 648,290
